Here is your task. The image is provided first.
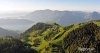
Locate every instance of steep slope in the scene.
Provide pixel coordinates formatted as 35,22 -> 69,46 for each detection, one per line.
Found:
63,23 -> 100,53
91,20 -> 100,26
21,20 -> 100,53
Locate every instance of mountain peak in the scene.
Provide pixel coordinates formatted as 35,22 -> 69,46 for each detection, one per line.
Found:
21,20 -> 100,53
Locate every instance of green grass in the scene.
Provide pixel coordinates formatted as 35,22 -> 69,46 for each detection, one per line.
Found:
51,23 -> 84,45
93,21 -> 100,26
31,40 -> 49,51
21,21 -> 100,53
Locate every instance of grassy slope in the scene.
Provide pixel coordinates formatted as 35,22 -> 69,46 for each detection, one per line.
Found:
93,21 -> 100,26
21,21 -> 100,52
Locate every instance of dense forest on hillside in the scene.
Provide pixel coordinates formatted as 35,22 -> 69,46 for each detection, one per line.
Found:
0,36 -> 37,53
0,20 -> 100,53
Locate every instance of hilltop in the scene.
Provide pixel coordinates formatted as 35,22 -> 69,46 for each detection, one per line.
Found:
21,20 -> 100,53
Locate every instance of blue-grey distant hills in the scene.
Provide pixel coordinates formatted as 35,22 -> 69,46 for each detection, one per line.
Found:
0,19 -> 34,32
0,9 -> 100,32
25,9 -> 100,25
0,27 -> 19,37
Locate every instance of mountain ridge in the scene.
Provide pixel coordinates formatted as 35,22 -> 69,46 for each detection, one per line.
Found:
24,9 -> 100,25
21,20 -> 100,53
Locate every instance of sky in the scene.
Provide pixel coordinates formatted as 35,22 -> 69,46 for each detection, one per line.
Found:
0,0 -> 100,13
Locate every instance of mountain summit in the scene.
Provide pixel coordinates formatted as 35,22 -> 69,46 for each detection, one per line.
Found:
21,20 -> 100,53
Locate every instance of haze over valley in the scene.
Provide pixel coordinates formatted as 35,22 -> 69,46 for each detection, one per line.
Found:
0,9 -> 100,33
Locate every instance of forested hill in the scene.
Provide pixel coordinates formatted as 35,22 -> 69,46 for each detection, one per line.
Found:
21,20 -> 100,53
0,36 -> 38,53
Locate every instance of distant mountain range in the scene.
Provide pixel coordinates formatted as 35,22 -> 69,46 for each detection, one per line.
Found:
0,19 -> 34,32
25,9 -> 100,25
0,27 -> 19,37
0,9 -> 100,32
